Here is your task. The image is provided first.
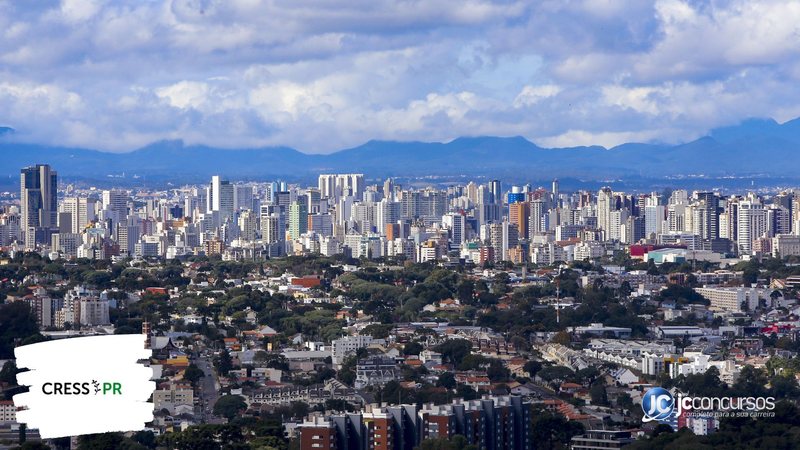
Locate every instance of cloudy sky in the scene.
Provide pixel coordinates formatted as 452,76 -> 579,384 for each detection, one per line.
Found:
1,0 -> 800,153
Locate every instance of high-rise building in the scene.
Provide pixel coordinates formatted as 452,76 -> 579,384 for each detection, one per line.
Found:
693,192 -> 719,240
234,184 -> 255,211
298,395 -> 534,450
102,189 -> 129,219
20,164 -> 58,248
668,203 -> 688,232
308,214 -> 334,237
488,180 -> 502,205
529,199 -> 547,236
288,202 -> 308,240
208,176 -> 235,220
775,191 -> 793,226
738,196 -> 767,255
60,197 -> 97,234
442,212 -> 466,248
383,178 -> 394,200
509,202 -> 530,240
51,232 -> 81,258
768,205 -> 791,237
318,174 -> 365,200
596,187 -> 614,235
262,213 -> 285,245
306,188 -> 322,214
507,186 -> 525,204
79,298 -> 110,326
376,200 -> 401,236
608,208 -> 629,241
238,209 -> 258,241
644,204 -> 665,236
116,220 -> 139,257
351,203 -> 375,233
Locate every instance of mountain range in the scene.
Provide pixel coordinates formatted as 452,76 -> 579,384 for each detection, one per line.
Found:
1,117 -> 799,184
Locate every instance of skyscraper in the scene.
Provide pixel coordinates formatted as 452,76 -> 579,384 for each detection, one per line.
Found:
529,200 -> 547,237
442,212 -> 466,248
738,196 -> 767,255
376,199 -> 401,236
208,175 -> 235,220
289,201 -> 309,240
488,180 -> 502,205
60,197 -> 97,234
693,191 -> 719,241
20,164 -> 58,247
238,209 -> 258,241
383,178 -> 394,200
596,187 -> 614,235
318,174 -> 365,200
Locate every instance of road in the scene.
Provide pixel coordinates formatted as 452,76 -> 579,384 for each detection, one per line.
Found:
194,354 -> 225,424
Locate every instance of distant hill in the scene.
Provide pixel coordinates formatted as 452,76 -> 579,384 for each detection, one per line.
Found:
0,117 -> 797,183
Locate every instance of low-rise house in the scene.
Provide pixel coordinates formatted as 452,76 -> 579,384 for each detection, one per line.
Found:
250,379 -> 360,407
355,356 -> 400,389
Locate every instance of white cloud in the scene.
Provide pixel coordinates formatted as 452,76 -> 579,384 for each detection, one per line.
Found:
155,81 -> 210,109
537,129 -> 666,148
514,84 -> 562,107
0,0 -> 798,152
601,85 -> 662,115
60,0 -> 102,23
0,81 -> 83,115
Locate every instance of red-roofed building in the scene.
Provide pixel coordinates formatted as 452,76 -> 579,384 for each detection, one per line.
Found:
290,276 -> 321,288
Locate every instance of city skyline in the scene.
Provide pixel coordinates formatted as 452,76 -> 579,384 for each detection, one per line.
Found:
1,1 -> 800,153
3,161 -> 800,448
5,2 -> 800,448
6,162 -> 799,263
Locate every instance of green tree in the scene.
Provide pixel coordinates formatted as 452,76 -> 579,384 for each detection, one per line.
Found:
531,411 -> 584,449
589,381 -> 609,406
403,341 -> 423,356
435,339 -> 473,366
11,442 -> 51,450
437,372 -> 456,389
213,395 -> 247,421
183,363 -> 204,387
77,433 -> 124,450
524,360 -> 543,378
0,360 -> 20,385
417,435 -> 475,450
550,331 -> 571,346
732,365 -> 769,397
214,349 -> 233,376
0,302 -> 40,358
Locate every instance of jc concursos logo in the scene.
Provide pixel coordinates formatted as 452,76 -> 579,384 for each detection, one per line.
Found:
642,387 -> 675,422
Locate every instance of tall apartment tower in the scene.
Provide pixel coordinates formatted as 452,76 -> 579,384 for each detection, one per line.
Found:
318,174 -> 365,200
488,180 -> 502,205
509,202 -> 530,240
737,196 -> 767,255
442,212 -> 467,248
596,187 -> 614,235
20,164 -> 58,247
693,191 -> 720,240
60,197 -> 98,234
208,175 -> 235,220
288,201 -> 309,240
